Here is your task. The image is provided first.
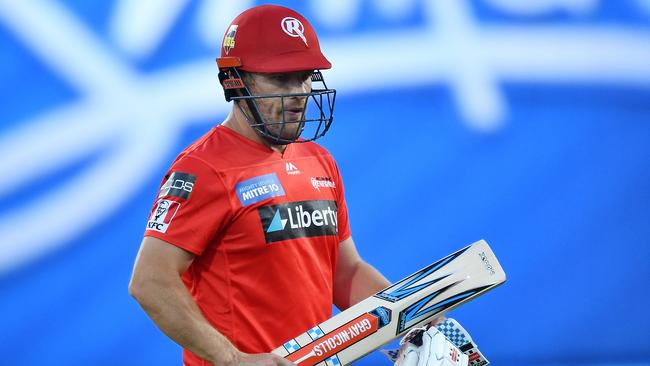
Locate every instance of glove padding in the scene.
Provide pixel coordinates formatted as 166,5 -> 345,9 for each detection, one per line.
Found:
392,326 -> 468,366
434,318 -> 489,366
382,318 -> 488,366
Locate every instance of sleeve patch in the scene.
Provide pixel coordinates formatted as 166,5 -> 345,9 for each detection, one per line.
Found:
159,172 -> 196,200
146,199 -> 181,233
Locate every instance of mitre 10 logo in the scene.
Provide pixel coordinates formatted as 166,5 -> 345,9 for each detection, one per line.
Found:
258,200 -> 338,243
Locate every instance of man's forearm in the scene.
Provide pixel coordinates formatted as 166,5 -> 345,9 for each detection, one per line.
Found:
336,261 -> 390,310
130,275 -> 237,365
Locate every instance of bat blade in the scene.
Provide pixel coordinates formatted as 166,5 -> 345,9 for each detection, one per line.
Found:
272,239 -> 506,366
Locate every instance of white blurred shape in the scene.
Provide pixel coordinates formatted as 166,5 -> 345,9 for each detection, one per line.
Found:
374,0 -> 418,21
196,0 -> 254,50
426,0 -> 506,131
0,102 -> 120,197
483,0 -> 598,16
484,27 -> 650,84
311,0 -> 361,30
0,105 -> 178,273
0,0 -> 135,94
637,0 -> 650,14
110,0 -> 190,59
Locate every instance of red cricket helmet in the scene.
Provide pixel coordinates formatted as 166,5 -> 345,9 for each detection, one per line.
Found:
217,4 -> 331,73
215,5 -> 336,145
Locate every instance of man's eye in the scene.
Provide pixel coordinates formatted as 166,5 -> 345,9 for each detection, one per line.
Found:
271,75 -> 288,82
269,73 -> 312,83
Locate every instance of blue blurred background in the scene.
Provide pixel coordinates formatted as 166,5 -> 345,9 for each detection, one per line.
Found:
1,0 -> 649,365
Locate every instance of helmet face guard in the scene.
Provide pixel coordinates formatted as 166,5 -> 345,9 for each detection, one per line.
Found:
232,84 -> 336,145
216,5 -> 336,145
218,59 -> 336,145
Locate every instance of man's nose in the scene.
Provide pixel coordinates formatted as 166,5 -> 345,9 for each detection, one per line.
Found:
287,84 -> 307,95
287,78 -> 310,94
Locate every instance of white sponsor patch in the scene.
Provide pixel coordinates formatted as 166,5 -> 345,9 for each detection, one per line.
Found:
311,177 -> 336,191
146,199 -> 180,233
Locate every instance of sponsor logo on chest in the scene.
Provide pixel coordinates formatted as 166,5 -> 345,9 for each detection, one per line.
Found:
235,173 -> 286,206
311,176 -> 336,191
258,200 -> 338,243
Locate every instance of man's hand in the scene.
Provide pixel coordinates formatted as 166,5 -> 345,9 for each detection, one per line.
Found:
393,326 -> 468,366
226,352 -> 296,366
434,318 -> 489,365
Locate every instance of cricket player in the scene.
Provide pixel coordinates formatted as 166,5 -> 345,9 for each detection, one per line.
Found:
129,5 -> 473,366
129,5 -> 390,366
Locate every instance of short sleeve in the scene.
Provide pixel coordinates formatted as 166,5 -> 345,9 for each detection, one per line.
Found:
330,158 -> 351,242
144,156 -> 231,255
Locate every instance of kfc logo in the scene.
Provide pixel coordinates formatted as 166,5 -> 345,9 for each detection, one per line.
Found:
147,199 -> 181,233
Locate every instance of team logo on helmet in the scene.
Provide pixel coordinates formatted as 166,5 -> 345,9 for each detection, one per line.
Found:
223,24 -> 238,54
281,17 -> 308,46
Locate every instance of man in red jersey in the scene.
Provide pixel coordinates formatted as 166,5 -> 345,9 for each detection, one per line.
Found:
129,5 -> 391,366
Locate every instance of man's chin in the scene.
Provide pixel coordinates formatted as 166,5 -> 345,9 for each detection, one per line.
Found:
261,128 -> 298,141
280,132 -> 302,141
266,124 -> 302,140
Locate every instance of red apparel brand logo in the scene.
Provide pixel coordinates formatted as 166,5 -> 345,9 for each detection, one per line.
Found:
286,313 -> 380,365
450,347 -> 459,363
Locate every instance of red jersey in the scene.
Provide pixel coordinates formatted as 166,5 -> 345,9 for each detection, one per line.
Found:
144,125 -> 351,365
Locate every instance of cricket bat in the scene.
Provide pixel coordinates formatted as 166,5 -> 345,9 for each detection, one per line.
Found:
271,239 -> 506,366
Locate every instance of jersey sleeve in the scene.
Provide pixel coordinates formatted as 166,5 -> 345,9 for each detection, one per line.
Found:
144,156 -> 231,255
331,158 -> 351,242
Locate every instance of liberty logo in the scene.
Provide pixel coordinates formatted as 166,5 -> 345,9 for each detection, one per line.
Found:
266,209 -> 288,233
281,17 -> 308,46
258,200 -> 338,243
